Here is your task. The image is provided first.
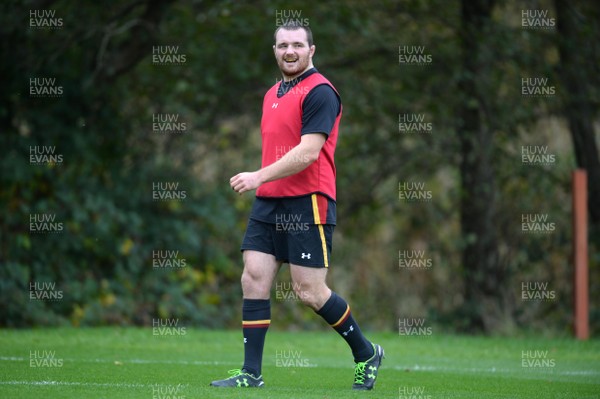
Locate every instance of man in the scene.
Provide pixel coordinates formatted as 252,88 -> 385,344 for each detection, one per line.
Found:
210,21 -> 384,391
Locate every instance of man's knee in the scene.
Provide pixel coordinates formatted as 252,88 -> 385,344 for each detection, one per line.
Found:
294,282 -> 330,310
241,264 -> 267,293
298,291 -> 321,310
241,251 -> 278,298
240,267 -> 256,290
290,265 -> 330,310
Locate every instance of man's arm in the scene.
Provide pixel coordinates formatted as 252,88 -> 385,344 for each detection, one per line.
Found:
230,133 -> 326,194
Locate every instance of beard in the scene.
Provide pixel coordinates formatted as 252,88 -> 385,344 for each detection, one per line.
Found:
277,54 -> 310,78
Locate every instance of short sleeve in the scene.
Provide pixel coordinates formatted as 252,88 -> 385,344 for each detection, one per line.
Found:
301,84 -> 341,137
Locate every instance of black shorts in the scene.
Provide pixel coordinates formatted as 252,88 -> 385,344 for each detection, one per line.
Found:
241,218 -> 334,268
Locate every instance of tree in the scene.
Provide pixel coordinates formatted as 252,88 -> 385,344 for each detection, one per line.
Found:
555,0 -> 600,233
456,0 -> 508,332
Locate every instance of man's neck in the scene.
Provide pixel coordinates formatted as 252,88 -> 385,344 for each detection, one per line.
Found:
282,65 -> 315,82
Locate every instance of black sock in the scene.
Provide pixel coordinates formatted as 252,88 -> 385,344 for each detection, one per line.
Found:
242,299 -> 271,377
316,292 -> 374,362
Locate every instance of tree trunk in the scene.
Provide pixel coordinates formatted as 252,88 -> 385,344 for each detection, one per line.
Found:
555,0 -> 600,233
457,0 -> 506,333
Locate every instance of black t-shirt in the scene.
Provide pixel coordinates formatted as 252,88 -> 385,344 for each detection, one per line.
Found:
278,68 -> 341,137
251,68 -> 341,225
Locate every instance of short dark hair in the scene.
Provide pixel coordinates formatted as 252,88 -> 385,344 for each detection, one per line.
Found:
274,21 -> 313,47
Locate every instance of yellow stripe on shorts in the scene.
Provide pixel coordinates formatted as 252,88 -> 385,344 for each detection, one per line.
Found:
311,194 -> 329,268
311,194 -> 321,224
318,224 -> 329,268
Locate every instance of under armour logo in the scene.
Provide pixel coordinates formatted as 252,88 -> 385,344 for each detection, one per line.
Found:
236,378 -> 249,387
342,325 -> 354,336
367,365 -> 377,379
244,338 -> 247,344
272,102 -> 279,109
301,253 -> 311,259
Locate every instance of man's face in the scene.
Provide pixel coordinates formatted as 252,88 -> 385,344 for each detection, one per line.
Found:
273,28 -> 315,80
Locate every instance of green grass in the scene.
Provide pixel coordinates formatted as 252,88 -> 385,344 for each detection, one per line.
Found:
0,328 -> 599,398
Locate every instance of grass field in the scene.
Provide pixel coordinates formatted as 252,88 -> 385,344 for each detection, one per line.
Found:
0,327 -> 598,398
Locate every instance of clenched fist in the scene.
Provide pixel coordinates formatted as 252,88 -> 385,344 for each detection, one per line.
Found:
230,171 -> 263,194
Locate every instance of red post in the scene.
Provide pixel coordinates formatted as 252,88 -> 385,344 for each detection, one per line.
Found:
573,169 -> 589,340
